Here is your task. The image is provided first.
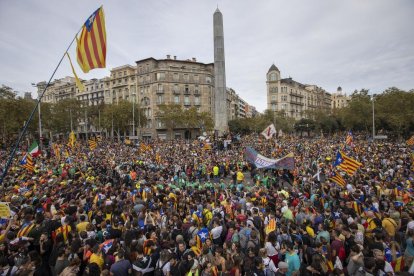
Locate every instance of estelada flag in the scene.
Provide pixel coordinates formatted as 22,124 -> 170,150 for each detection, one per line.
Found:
77,6 -> 106,73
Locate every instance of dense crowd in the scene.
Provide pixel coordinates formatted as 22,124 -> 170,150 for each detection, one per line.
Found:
0,133 -> 413,276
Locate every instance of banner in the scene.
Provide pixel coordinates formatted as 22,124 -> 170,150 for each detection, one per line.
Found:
245,147 -> 295,169
0,202 -> 11,219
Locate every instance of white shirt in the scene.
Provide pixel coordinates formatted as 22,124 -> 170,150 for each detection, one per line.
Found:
211,225 -> 223,239
265,241 -> 279,256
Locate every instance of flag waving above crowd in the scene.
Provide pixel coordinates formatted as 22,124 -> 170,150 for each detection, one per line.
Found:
261,123 -> 276,140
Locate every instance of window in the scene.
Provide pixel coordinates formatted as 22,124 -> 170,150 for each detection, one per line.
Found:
271,95 -> 277,101
157,84 -> 163,92
195,85 -> 199,94
195,96 -> 200,105
173,73 -> 179,81
157,95 -> 164,104
173,84 -> 179,93
184,74 -> 189,82
174,95 -> 180,104
194,75 -> 199,82
184,96 -> 190,105
282,95 -> 287,102
185,85 -> 189,94
156,72 -> 165,81
270,73 -> 277,81
206,76 -> 211,84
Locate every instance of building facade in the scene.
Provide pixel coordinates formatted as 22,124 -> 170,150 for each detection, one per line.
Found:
266,64 -> 332,119
135,56 -> 215,139
331,86 -> 350,109
36,56 -> 254,139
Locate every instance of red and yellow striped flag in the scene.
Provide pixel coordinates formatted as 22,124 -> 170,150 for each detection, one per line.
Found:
407,135 -> 414,146
17,222 -> 34,237
265,218 -> 277,234
76,6 -> 106,73
329,173 -> 346,187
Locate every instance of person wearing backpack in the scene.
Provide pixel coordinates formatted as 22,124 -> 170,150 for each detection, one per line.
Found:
259,248 -> 277,276
247,230 -> 261,254
330,229 -> 346,267
154,249 -> 171,276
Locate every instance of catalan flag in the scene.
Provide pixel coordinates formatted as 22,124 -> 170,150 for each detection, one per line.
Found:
334,151 -> 362,176
329,172 -> 346,187
68,131 -> 76,148
345,131 -> 353,146
76,6 -> 107,73
52,143 -> 61,159
265,218 -> 276,234
407,135 -> 414,146
88,138 -> 97,150
17,222 -> 35,237
20,154 -> 34,172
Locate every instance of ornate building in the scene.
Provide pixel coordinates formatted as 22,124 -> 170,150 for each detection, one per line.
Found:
266,64 -> 332,119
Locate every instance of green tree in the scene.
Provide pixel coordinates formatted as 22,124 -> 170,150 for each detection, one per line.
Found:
0,85 -> 17,99
100,100 -> 146,140
338,89 -> 372,131
49,98 -> 82,134
156,104 -> 184,139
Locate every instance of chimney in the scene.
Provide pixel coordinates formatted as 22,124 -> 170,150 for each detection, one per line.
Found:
192,57 -> 196,62
167,55 -> 171,59
174,56 -> 177,60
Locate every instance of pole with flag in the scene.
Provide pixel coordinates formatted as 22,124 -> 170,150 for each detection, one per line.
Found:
0,6 -> 107,186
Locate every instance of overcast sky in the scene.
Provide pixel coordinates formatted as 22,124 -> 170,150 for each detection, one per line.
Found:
1,0 -> 413,112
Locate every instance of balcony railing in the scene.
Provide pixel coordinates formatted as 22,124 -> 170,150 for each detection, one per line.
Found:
156,89 -> 164,94
290,92 -> 304,98
290,101 -> 304,106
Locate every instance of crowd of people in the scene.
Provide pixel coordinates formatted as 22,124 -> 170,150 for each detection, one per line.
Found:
0,133 -> 413,276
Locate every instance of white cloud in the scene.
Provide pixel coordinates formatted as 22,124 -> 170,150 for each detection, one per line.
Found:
0,0 -> 413,110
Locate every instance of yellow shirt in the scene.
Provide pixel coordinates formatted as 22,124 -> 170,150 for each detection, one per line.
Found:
213,166 -> 219,176
236,171 -> 244,181
76,221 -> 89,233
89,253 -> 104,270
382,218 -> 397,237
306,226 -> 315,238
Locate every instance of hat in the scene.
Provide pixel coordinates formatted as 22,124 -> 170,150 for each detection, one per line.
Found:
278,262 -> 288,269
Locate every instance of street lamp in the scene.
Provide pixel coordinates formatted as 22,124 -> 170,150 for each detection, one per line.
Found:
372,93 -> 376,141
132,92 -> 135,137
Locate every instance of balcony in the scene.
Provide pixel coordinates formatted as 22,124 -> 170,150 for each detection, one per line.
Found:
194,90 -> 200,95
173,89 -> 180,95
290,101 -> 304,106
195,102 -> 201,106
290,92 -> 304,98
156,89 -> 164,94
184,102 -> 191,106
184,90 -> 191,95
270,100 -> 278,104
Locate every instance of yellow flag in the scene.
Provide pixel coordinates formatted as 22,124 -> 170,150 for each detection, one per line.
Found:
66,52 -> 85,92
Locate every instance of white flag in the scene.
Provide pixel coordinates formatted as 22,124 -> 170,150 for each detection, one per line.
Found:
261,124 -> 276,140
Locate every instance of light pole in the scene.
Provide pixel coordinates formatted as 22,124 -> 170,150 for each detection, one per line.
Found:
132,92 -> 135,137
372,94 -> 376,141
32,83 -> 42,149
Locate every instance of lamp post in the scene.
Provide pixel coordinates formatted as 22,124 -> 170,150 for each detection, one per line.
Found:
132,92 -> 135,137
372,94 -> 376,141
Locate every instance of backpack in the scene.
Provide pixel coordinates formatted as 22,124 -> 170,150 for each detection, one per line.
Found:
338,246 -> 346,261
154,260 -> 169,276
248,239 -> 261,253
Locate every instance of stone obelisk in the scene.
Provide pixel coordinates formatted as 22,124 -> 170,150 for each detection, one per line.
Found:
213,8 -> 228,135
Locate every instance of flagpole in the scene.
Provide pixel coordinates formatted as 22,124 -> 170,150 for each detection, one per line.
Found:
0,27 -> 83,187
